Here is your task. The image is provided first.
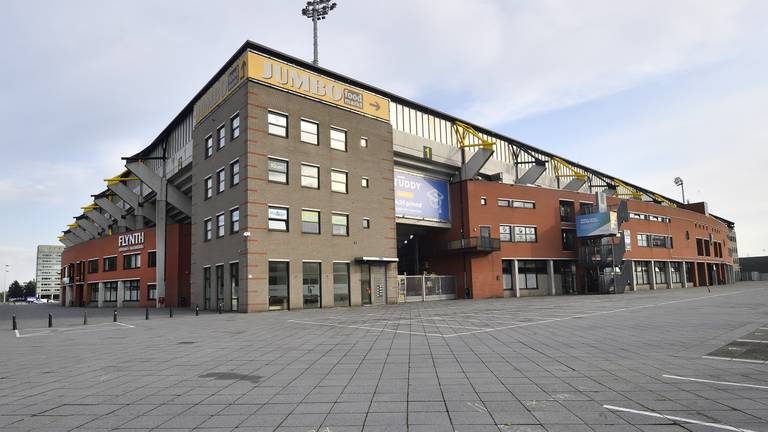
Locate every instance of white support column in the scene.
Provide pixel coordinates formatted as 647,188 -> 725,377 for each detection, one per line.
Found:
512,259 -> 520,298
650,260 -> 657,290
681,262 -> 688,288
548,260 -> 556,296
629,261 -> 637,292
66,285 -> 73,307
97,282 -> 105,307
666,261 -> 674,289
116,280 -> 124,308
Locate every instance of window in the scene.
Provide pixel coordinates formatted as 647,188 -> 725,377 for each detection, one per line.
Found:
635,261 -> 650,285
651,235 -> 672,248
497,198 -> 509,207
559,200 -> 575,223
499,225 -> 511,242
147,283 -> 157,301
230,113 -> 240,139
268,261 -> 289,310
331,170 -> 348,193
205,135 -> 213,159
518,260 -> 546,289
360,137 -> 368,148
216,213 -> 225,238
103,256 -> 117,272
204,176 -> 213,199
230,207 -> 240,233
303,262 -> 321,309
480,197 -> 487,206
498,198 -> 535,208
204,218 -> 212,241
203,266 -> 211,310
670,262 -> 682,284
580,202 -> 595,214
561,229 -> 576,251
123,253 -> 141,270
268,206 -> 289,231
333,262 -> 350,306
230,262 -> 239,311
148,251 -> 157,268
124,280 -> 139,301
361,177 -> 369,188
89,283 -> 98,302
217,125 -> 226,149
654,262 -> 668,284
514,226 -> 537,243
330,127 -> 347,151
215,264 -> 224,310
216,168 -> 226,193
268,158 -> 288,184
362,218 -> 370,229
637,234 -> 648,247
301,164 -> 319,189
267,111 -> 287,137
104,281 -> 118,302
301,209 -> 320,234
300,119 -> 318,144
230,160 -> 240,186
502,260 -> 514,290
332,213 -> 349,236
87,259 -> 98,274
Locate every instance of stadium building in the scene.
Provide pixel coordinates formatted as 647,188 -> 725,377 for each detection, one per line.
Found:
58,41 -> 737,311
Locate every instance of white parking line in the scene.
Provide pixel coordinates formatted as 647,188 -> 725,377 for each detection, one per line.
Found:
14,322 -> 134,338
702,356 -> 767,364
603,405 -> 759,432
287,319 -> 445,337
736,339 -> 768,344
663,374 -> 768,390
418,316 -> 525,325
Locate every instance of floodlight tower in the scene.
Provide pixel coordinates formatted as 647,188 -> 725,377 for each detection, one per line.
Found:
674,177 -> 686,204
301,0 -> 338,66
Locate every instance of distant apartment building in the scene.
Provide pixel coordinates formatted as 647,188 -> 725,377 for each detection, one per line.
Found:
36,245 -> 64,300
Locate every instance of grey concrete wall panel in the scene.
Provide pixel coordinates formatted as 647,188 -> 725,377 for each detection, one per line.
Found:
70,227 -> 92,241
107,183 -> 156,221
76,218 -> 100,237
94,197 -> 137,230
516,163 -> 547,185
85,210 -> 111,230
564,178 -> 587,192
458,148 -> 495,182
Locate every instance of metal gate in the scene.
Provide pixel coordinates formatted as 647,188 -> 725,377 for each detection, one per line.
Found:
398,275 -> 457,302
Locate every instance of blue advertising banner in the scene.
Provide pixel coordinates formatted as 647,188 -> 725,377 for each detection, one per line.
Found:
394,171 -> 450,222
576,211 -> 618,237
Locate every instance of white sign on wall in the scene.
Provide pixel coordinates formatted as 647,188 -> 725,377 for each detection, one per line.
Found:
118,232 -> 145,252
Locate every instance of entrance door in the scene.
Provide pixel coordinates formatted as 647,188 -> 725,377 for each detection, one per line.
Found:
479,226 -> 491,249
370,265 -> 387,305
360,264 -> 371,305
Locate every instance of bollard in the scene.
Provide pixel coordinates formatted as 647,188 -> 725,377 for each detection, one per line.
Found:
48,313 -> 53,328
83,311 -> 88,325
195,305 -> 199,316
169,306 -> 173,318
113,310 -> 117,322
218,303 -> 222,315
145,307 -> 149,320
12,315 -> 17,331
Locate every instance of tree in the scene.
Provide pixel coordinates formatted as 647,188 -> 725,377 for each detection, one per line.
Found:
7,280 -> 23,299
23,280 -> 36,298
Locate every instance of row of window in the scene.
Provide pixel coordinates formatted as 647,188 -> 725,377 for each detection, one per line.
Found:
637,233 -> 673,249
203,207 -> 240,241
267,207 -> 370,234
88,280 -> 157,302
202,263 -> 240,311
630,212 -> 671,223
495,198 -> 535,209
83,252 -> 157,274
499,225 -> 537,243
266,111 -> 368,151
204,112 -> 240,158
696,238 -> 724,258
266,158 -> 368,192
634,261 -> 684,285
204,160 -> 240,199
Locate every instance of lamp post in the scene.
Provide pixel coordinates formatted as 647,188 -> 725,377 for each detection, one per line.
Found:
2,265 -> 9,303
674,177 -> 686,204
301,0 -> 338,66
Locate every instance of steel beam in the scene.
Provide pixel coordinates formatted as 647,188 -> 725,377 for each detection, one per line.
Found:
126,161 -> 192,216
94,197 -> 136,231
76,219 -> 100,237
107,183 -> 156,222
63,232 -> 81,245
457,148 -> 495,182
85,210 -> 111,230
59,237 -> 75,247
70,227 -> 92,241
516,162 -> 547,185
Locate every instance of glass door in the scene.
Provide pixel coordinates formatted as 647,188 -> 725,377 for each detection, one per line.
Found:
360,264 -> 371,305
303,262 -> 321,309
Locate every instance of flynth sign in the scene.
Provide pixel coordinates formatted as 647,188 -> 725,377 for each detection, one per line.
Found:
118,232 -> 145,252
194,50 -> 390,125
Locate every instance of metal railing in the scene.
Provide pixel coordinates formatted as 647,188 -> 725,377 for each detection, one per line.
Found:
443,237 -> 501,253
399,275 -> 457,302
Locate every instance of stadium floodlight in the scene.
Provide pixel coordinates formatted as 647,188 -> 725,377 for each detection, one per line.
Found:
301,0 -> 338,66
673,177 -> 686,204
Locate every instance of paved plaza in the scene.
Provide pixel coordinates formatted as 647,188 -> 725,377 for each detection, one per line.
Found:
2,282 -> 768,432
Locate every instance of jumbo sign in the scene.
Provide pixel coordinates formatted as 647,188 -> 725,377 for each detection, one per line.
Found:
194,50 -> 390,124
117,232 -> 145,252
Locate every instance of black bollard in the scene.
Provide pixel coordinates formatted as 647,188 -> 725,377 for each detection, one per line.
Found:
48,313 -> 52,328
113,309 -> 117,322
195,305 -> 199,316
145,307 -> 149,320
169,306 -> 173,318
83,311 -> 88,325
12,315 -> 17,331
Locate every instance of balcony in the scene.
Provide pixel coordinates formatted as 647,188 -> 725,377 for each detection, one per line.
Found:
441,237 -> 501,254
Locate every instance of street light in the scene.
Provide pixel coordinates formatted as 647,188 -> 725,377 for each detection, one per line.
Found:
301,0 -> 338,66
2,265 -> 9,303
673,177 -> 686,204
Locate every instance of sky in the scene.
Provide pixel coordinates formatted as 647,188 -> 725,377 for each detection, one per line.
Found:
1,0 -> 766,284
